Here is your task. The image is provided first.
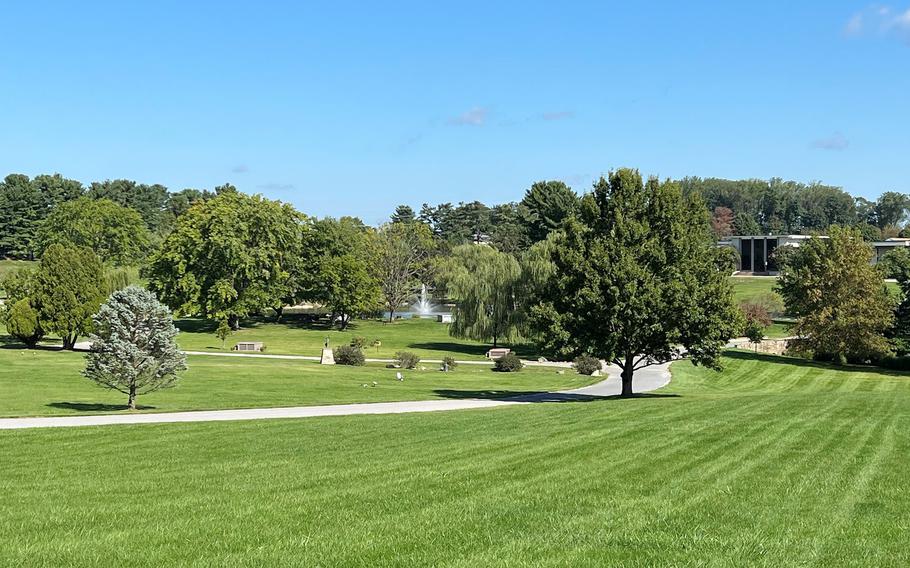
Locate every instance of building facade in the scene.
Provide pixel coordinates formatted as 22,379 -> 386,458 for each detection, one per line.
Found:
720,235 -> 910,275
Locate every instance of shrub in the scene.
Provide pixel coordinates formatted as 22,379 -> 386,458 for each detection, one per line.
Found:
877,354 -> 910,371
3,298 -> 44,348
350,336 -> 367,349
334,345 -> 365,366
442,356 -> 458,370
395,351 -> 420,369
573,354 -> 602,375
494,353 -> 523,372
739,301 -> 772,328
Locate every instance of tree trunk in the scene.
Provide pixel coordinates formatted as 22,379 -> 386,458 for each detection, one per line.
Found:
620,354 -> 634,398
274,306 -> 284,323
62,334 -> 75,350
228,314 -> 240,331
127,384 -> 137,410
388,308 -> 395,323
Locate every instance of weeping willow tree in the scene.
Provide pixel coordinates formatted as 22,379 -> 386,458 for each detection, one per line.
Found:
436,244 -> 524,347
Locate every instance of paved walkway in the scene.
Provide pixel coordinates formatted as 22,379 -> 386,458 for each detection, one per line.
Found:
0,363 -> 672,430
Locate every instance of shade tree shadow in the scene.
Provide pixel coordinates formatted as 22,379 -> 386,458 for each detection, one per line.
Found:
46,402 -> 157,412
433,389 -> 681,403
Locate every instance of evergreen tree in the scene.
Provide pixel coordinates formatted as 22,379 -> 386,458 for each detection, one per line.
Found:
83,286 -> 187,409
519,180 -> 577,242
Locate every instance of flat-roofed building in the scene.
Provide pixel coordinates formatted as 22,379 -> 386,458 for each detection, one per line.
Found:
721,235 -> 910,275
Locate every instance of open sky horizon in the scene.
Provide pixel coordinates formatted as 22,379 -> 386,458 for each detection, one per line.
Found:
2,1 -> 909,224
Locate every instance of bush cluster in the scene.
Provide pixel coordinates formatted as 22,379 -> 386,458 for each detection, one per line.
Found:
335,345 -> 365,366
442,356 -> 458,370
350,336 -> 367,349
395,351 -> 420,369
572,354 -> 602,376
876,355 -> 910,371
494,353 -> 523,372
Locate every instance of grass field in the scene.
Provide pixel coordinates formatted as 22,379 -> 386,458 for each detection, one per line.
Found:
2,351 -> 908,566
175,316 -> 533,360
0,348 -> 591,417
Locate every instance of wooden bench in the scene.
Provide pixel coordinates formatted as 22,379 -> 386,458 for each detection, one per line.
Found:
233,342 -> 264,352
485,348 -> 511,359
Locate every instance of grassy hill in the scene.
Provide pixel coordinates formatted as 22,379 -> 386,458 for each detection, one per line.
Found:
2,351 -> 907,566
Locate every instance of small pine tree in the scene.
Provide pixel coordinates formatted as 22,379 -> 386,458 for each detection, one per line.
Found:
3,298 -> 44,348
83,286 -> 187,409
215,319 -> 232,349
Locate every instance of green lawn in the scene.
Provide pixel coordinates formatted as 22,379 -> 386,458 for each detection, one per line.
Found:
2,351 -> 908,566
176,316 -> 534,360
0,348 -> 591,417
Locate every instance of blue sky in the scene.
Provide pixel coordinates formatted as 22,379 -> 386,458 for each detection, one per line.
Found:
1,1 -> 909,223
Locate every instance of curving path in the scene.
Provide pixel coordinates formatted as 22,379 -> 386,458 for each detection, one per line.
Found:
0,361 -> 672,430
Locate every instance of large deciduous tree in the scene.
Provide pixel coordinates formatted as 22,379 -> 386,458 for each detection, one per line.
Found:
37,197 -> 150,265
437,244 -> 524,347
519,180 -> 577,243
374,222 -> 435,322
34,244 -> 106,349
322,254 -> 381,329
777,226 -> 894,363
83,286 -> 187,410
528,169 -> 740,397
146,190 -> 303,329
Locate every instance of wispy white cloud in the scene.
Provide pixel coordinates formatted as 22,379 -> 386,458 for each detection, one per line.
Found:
449,107 -> 488,126
845,5 -> 910,43
812,132 -> 849,151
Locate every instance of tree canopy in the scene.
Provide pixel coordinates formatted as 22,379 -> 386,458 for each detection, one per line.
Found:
437,244 -> 524,347
37,197 -> 150,265
528,169 -> 740,396
146,190 -> 303,329
777,226 -> 894,363
519,180 -> 578,243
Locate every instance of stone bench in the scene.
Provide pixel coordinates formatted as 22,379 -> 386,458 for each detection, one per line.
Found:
485,348 -> 511,359
233,342 -> 264,352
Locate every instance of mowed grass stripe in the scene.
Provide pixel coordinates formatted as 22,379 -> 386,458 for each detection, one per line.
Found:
2,353 -> 910,566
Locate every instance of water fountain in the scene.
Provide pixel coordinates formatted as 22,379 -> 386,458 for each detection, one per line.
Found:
408,284 -> 453,321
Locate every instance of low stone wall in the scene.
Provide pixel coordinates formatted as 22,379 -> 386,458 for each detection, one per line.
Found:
728,337 -> 793,355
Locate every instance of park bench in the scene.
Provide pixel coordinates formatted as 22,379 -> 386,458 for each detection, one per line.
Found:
485,348 -> 511,359
233,342 -> 264,352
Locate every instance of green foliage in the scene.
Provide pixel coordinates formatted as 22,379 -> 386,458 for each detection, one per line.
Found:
146,191 -> 304,328
87,179 -> 170,234
334,345 -> 366,366
215,319 -> 232,349
38,198 -> 150,265
493,352 -> 523,372
83,286 -> 187,409
572,354 -> 602,376
373,222 -> 435,321
0,174 -> 45,258
34,244 -> 106,349
321,254 -> 381,329
519,180 -> 578,243
853,222 -> 882,241
436,244 -> 524,346
390,205 -> 415,224
103,266 -> 141,296
743,318 -> 767,346
442,356 -> 458,370
395,351 -> 420,369
777,226 -> 894,362
350,336 -> 367,348
3,298 -> 44,347
878,247 -> 910,281
529,169 -> 741,396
